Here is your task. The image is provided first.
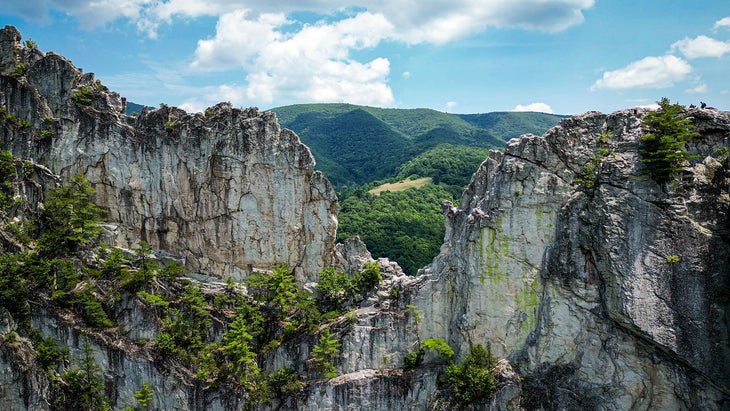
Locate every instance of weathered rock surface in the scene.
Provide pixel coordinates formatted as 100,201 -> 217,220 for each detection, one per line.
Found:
340,107 -> 730,410
1,24 -> 729,410
0,25 -> 338,284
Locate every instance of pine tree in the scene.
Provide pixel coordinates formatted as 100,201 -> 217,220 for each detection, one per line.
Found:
64,338 -> 109,410
640,98 -> 699,184
37,174 -> 104,257
311,329 -> 340,379
134,381 -> 154,409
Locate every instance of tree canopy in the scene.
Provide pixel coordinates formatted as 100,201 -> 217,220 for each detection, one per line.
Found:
640,98 -> 699,184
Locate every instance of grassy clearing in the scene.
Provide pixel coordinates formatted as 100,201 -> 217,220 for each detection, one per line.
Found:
368,177 -> 433,195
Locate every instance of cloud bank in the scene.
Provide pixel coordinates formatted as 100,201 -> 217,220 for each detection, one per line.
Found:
592,18 -> 730,93
5,0 -> 595,107
513,102 -> 554,113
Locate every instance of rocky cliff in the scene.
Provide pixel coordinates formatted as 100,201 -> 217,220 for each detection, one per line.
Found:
0,25 -> 338,284
0,24 -> 729,410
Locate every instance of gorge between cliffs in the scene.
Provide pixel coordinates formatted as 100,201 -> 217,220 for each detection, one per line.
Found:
0,25 -> 729,410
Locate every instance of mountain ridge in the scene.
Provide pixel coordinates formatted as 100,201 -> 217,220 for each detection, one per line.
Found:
267,103 -> 566,187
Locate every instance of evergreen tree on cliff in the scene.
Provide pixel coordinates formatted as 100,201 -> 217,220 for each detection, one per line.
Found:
640,97 -> 699,184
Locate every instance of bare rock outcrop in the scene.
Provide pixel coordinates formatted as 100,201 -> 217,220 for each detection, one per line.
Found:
0,25 -> 338,283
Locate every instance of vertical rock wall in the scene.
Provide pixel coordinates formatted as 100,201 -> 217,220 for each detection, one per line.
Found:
0,26 -> 338,283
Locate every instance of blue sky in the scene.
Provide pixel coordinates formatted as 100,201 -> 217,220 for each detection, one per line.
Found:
1,1 -> 728,115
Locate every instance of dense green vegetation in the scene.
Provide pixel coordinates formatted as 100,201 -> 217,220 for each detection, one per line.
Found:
640,98 -> 699,184
270,103 -> 563,188
403,339 -> 499,408
394,144 -> 491,198
443,344 -> 498,407
338,183 -> 453,275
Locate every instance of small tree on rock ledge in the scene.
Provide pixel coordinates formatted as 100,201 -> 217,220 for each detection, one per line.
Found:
640,98 -> 699,184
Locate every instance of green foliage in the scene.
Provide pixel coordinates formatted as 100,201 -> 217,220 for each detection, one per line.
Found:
118,243 -> 158,292
443,344 -> 497,407
360,261 -> 382,290
36,175 -> 104,257
24,39 -> 37,49
338,184 -> 453,274
271,103 -> 560,188
640,98 -> 700,184
102,248 -> 127,276
575,157 -> 600,192
31,333 -> 68,369
93,80 -> 108,92
40,129 -> 54,139
73,284 -> 115,328
159,260 -> 186,281
316,267 -> 357,311
221,314 -> 260,385
164,119 -> 175,133
71,87 -> 93,106
421,337 -> 454,362
14,62 -> 27,76
246,264 -> 297,313
134,381 -> 154,409
0,150 -> 17,210
268,368 -> 302,398
0,253 -> 31,326
137,291 -> 169,309
404,338 -> 453,370
403,348 -> 424,370
152,283 -> 213,361
665,255 -> 680,264
311,329 -> 341,379
63,338 -> 110,411
396,144 -> 490,197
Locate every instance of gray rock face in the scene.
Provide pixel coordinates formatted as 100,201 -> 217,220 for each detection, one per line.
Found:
404,108 -> 730,409
0,26 -> 338,283
303,108 -> 729,410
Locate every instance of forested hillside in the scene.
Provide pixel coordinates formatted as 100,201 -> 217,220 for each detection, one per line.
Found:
270,103 -> 564,188
264,104 -> 564,274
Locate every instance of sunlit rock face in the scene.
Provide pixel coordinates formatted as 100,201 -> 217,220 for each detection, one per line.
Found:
403,107 -> 730,409
0,26 -> 338,284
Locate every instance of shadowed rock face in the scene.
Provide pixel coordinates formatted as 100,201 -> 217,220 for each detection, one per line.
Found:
1,24 -> 729,411
0,25 -> 338,283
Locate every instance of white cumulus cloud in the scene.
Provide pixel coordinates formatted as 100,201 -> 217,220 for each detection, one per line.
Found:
671,35 -> 730,59
714,17 -> 730,31
591,55 -> 692,90
685,83 -> 708,94
513,102 -> 554,113
192,10 -> 395,106
4,1 -> 596,107
7,1 -> 595,42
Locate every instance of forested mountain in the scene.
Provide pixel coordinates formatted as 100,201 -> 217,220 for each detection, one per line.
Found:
270,103 -> 565,188
267,104 -> 564,274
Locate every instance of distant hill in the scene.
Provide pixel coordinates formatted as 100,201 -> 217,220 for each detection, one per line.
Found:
270,103 -> 565,188
125,101 -> 145,115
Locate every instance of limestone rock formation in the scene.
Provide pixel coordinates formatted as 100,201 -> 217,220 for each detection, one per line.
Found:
0,25 -> 338,284
346,107 -> 730,410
